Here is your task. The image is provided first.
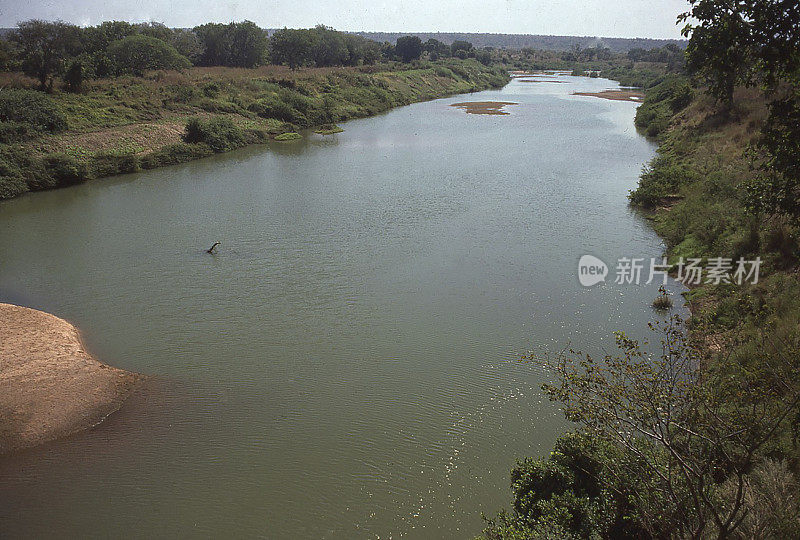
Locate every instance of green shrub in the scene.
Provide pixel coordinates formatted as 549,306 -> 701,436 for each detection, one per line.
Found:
202,82 -> 222,98
434,66 -> 455,78
481,432 -> 647,539
0,89 -> 68,133
0,175 -> 28,199
248,96 -> 302,123
40,154 -> 89,188
140,142 -> 215,168
274,132 -> 301,141
89,153 -> 140,178
167,84 -> 199,103
182,116 -> 245,153
0,155 -> 27,199
0,121 -> 33,143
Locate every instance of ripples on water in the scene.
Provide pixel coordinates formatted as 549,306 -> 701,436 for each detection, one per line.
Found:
0,75 -> 684,538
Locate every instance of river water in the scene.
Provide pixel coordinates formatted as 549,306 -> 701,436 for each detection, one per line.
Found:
0,74 -> 683,538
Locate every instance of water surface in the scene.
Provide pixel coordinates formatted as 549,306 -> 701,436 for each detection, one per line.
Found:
0,75 -> 683,538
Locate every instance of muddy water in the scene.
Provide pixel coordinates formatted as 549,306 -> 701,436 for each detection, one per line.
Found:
0,74 -> 683,538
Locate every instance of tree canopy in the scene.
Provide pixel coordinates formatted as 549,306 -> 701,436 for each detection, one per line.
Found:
107,35 -> 191,76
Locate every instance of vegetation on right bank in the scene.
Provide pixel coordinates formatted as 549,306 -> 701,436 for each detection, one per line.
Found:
482,0 -> 800,538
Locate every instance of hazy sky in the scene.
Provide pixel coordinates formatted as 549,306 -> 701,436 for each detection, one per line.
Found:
0,0 -> 688,39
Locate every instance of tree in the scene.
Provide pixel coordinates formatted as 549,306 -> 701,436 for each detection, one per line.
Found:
0,38 -> 14,71
535,314 -> 800,538
423,38 -> 450,59
309,25 -> 349,67
680,0 -> 756,107
10,20 -> 82,91
269,28 -> 314,69
194,21 -> 267,67
107,35 -> 191,76
226,21 -> 268,68
450,40 -> 473,57
395,36 -> 422,63
135,22 -> 174,43
63,59 -> 84,92
745,91 -> 800,217
170,29 -> 203,65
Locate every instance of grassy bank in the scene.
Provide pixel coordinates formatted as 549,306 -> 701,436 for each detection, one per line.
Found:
0,59 -> 508,200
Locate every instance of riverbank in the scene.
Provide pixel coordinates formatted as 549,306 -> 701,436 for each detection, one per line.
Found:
0,60 -> 509,201
0,303 -> 141,454
481,67 -> 800,538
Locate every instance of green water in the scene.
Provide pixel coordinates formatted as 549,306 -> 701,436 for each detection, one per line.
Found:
0,75 -> 682,538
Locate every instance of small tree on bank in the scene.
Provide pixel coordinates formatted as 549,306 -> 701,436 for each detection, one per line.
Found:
10,20 -> 82,92
533,315 -> 800,538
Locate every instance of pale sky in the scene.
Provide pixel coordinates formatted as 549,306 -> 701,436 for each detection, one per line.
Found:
0,0 -> 688,39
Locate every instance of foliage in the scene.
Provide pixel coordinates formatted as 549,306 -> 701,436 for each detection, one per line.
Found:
140,141 -> 214,168
744,90 -> 800,218
496,316 -> 800,539
395,36 -> 423,63
193,21 -> 268,68
10,20 -> 82,91
182,116 -> 246,153
0,88 -> 68,139
107,35 -> 191,76
274,132 -> 301,141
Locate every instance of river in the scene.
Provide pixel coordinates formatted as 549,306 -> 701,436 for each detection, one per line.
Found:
0,74 -> 683,538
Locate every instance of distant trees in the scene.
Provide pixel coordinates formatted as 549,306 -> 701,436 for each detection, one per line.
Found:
395,36 -> 423,62
423,38 -> 449,60
1,21 -> 481,90
10,20 -> 82,91
269,28 -> 314,69
193,21 -> 268,68
107,35 -> 191,76
269,26 -> 382,69
450,40 -> 473,59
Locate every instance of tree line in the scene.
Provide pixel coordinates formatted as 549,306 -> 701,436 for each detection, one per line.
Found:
0,20 -> 481,92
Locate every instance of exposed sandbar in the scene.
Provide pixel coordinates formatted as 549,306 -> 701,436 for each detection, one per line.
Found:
450,101 -> 518,115
573,89 -> 645,102
0,303 -> 141,454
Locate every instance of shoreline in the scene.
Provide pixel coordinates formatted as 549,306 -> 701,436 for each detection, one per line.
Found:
0,62 -> 510,203
0,303 -> 142,454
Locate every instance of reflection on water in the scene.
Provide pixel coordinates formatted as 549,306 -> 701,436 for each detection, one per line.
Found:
0,75 -> 683,538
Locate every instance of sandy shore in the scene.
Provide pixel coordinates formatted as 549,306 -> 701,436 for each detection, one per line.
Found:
573,89 -> 645,102
0,303 -> 141,454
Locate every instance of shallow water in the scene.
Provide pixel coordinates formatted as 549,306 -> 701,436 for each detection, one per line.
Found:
0,75 -> 683,538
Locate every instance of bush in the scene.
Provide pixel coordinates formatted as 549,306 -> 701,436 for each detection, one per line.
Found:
0,89 -> 68,133
182,116 -> 245,153
0,121 -> 33,143
274,132 -> 301,141
40,154 -> 89,188
140,142 -> 215,169
89,153 -> 140,178
0,175 -> 28,199
248,96 -> 303,124
0,155 -> 27,199
481,432 -> 646,539
434,66 -> 455,78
